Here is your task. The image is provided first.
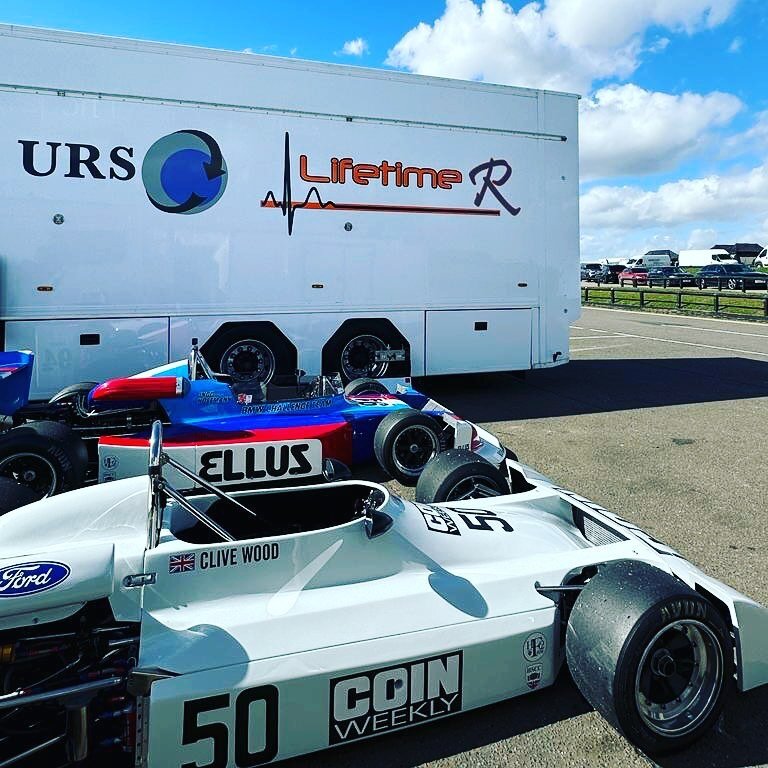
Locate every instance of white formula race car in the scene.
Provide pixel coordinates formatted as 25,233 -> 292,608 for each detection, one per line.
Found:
0,422 -> 765,767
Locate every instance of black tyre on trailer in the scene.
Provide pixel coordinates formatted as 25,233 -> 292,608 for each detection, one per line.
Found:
322,319 -> 410,383
415,448 -> 509,503
0,421 -> 88,499
201,323 -> 298,386
566,559 -> 732,755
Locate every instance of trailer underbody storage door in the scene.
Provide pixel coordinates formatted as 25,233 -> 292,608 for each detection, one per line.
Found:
425,309 -> 532,375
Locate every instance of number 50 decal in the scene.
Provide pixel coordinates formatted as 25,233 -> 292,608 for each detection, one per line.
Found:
182,685 -> 279,768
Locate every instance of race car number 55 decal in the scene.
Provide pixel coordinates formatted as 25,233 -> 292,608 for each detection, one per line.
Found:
182,685 -> 278,767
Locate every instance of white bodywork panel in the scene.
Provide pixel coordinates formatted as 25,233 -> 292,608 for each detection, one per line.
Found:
0,461 -> 765,764
0,25 -> 579,396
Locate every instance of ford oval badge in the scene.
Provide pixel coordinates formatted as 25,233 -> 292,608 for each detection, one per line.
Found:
0,561 -> 70,598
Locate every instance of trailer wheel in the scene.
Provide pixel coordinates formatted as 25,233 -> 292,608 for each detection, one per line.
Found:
566,560 -> 732,756
0,477 -> 41,515
219,339 -> 276,384
322,319 -> 410,383
374,409 -> 442,485
344,378 -> 389,397
202,325 -> 297,385
415,449 -> 509,502
0,422 -> 88,498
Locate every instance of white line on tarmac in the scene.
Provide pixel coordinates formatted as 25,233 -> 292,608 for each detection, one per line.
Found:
656,324 -> 768,339
570,334 -> 628,339
572,344 -> 633,352
577,330 -> 768,357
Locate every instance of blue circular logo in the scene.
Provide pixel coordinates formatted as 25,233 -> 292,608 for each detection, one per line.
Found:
142,130 -> 227,214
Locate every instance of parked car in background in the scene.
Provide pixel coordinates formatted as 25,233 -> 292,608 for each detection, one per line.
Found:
755,248 -> 768,268
646,267 -> 697,287
696,264 -> 768,290
619,266 -> 649,287
580,262 -> 603,281
588,264 -> 625,284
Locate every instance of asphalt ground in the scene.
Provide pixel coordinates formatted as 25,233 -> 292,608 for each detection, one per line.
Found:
285,307 -> 768,768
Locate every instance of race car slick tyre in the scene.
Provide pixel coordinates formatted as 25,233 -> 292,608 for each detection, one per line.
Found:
0,477 -> 40,515
0,421 -> 88,498
344,378 -> 389,397
374,409 -> 442,486
48,381 -> 98,406
566,560 -> 732,756
415,449 -> 509,503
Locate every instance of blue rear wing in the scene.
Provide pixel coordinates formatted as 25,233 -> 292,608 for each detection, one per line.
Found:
0,351 -> 34,416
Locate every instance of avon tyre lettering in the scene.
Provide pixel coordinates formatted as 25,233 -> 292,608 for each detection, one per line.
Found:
197,441 -> 321,485
181,685 -> 278,768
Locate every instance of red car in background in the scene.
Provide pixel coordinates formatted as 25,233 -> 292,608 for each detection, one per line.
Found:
618,266 -> 649,287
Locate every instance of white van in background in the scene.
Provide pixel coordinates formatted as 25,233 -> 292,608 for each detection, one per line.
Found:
625,250 -> 677,267
678,249 -> 739,267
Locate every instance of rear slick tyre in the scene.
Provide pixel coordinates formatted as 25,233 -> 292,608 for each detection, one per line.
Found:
0,422 -> 88,498
0,477 -> 40,515
566,560 -> 732,756
415,449 -> 509,503
374,409 -> 441,486
344,378 -> 389,397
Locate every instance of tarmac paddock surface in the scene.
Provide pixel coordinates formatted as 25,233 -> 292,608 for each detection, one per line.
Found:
287,307 -> 768,768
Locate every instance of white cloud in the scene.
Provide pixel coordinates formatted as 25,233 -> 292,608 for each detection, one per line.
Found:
580,84 -> 742,179
338,37 -> 369,57
728,36 -> 743,53
686,228 -> 719,248
386,0 -> 737,93
722,110 -> 768,158
581,163 -> 768,233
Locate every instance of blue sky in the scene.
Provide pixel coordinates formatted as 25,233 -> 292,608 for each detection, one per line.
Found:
2,0 -> 767,259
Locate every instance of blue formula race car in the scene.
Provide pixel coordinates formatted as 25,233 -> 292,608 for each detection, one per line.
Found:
0,344 -> 508,506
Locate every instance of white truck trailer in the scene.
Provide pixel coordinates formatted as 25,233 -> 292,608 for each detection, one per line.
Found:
677,249 -> 738,267
0,25 -> 580,399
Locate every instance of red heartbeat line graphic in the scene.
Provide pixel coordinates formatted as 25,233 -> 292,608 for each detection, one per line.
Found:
260,133 -> 500,235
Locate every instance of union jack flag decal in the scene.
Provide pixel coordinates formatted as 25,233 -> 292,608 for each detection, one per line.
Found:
169,553 -> 196,574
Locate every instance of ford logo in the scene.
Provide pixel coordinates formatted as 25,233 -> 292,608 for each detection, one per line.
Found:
0,561 -> 70,597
